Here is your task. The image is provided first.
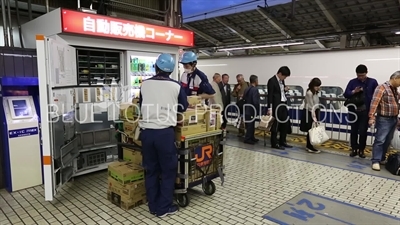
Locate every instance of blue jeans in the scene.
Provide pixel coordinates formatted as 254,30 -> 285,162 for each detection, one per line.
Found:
371,116 -> 398,164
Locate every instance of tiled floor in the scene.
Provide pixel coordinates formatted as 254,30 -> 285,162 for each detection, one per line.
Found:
1,144 -> 400,225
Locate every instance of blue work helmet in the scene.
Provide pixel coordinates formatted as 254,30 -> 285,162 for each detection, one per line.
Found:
180,51 -> 197,64
155,53 -> 175,73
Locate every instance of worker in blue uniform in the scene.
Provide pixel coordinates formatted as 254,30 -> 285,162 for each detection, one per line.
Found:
179,51 -> 215,99
139,53 -> 188,218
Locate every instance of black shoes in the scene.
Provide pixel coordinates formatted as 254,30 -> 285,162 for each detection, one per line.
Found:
306,146 -> 321,154
280,142 -> 292,148
350,149 -> 366,158
349,149 -> 358,157
244,140 -> 255,145
244,138 -> 259,145
271,144 -> 285,150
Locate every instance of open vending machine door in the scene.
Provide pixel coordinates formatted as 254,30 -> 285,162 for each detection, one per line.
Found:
37,35 -> 78,201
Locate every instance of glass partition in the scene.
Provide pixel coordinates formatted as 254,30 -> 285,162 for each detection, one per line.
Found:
286,85 -> 304,107
319,86 -> 344,110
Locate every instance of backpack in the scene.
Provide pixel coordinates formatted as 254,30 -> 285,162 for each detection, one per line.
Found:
385,152 -> 400,176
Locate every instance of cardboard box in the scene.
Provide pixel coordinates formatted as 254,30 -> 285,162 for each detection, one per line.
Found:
108,162 -> 144,185
187,96 -> 202,106
177,109 -> 206,126
132,99 -> 141,116
133,140 -> 142,147
205,109 -> 221,131
107,176 -> 145,199
175,124 -> 207,141
120,104 -> 135,121
123,120 -> 139,139
123,148 -> 142,165
107,190 -> 147,210
132,98 -> 140,104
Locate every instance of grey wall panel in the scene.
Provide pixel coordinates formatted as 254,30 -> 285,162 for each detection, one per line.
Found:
0,47 -> 37,77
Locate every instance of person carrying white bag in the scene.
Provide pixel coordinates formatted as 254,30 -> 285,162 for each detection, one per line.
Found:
392,128 -> 400,150
300,78 -> 328,153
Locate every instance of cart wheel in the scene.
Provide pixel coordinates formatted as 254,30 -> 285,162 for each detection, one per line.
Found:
176,194 -> 189,207
202,181 -> 216,196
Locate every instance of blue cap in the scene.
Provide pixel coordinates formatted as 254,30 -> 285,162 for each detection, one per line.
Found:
180,51 -> 197,64
155,53 -> 175,73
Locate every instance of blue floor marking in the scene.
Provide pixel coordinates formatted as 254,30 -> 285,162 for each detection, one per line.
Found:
225,142 -> 400,181
305,192 -> 400,220
262,191 -> 400,224
314,212 -> 355,225
262,215 -> 290,225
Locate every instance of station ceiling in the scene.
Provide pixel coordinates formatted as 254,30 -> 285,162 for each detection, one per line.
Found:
182,0 -> 400,58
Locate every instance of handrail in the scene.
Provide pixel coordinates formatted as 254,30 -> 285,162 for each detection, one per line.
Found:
256,94 -> 346,101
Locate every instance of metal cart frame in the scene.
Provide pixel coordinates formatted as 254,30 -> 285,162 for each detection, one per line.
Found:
174,130 -> 226,207
117,129 -> 226,208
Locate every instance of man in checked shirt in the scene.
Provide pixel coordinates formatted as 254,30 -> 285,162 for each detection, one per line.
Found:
369,71 -> 400,171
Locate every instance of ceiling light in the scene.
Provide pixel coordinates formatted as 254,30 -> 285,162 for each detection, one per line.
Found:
218,42 -> 304,51
396,31 -> 400,35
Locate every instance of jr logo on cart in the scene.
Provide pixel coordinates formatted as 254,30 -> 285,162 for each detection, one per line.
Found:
195,144 -> 213,167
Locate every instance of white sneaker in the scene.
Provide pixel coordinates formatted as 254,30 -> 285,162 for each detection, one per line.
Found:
372,163 -> 380,171
306,148 -> 321,153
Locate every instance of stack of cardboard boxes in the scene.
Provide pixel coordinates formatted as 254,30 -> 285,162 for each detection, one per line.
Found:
107,144 -> 145,210
107,99 -> 146,210
175,96 -> 222,141
107,161 -> 146,210
120,99 -> 142,146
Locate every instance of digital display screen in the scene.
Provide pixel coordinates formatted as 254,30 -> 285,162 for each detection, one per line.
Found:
12,99 -> 31,117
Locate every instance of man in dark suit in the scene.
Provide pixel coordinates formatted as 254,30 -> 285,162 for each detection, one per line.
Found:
267,66 -> 292,149
243,75 -> 260,144
219,74 -> 231,129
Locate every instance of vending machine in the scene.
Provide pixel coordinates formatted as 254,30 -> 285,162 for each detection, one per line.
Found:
127,52 -> 158,100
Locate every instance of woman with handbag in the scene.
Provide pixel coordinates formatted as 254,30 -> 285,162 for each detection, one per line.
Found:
300,78 -> 322,153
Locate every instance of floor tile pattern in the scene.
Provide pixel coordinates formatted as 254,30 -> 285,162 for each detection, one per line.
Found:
1,146 -> 399,225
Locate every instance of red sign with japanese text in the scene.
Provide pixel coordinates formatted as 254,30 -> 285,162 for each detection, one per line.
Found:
61,9 -> 194,47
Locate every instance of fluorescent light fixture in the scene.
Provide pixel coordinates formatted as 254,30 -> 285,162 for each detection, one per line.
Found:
218,42 -> 304,51
197,64 -> 228,67
396,31 -> 400,35
199,50 -> 211,56
365,58 -> 400,61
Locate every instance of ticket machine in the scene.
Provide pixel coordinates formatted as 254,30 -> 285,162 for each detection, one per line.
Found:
0,77 -> 42,192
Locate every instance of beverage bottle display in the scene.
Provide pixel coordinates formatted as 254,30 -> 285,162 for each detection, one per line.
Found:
145,60 -> 150,72
134,77 -> 140,86
130,57 -> 134,72
139,59 -> 144,72
150,61 -> 155,74
133,57 -> 139,72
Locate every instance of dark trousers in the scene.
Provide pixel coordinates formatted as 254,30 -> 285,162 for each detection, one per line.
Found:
244,114 -> 256,142
270,104 -> 289,146
306,133 -> 313,148
221,110 -> 228,129
141,127 -> 177,215
349,110 -> 369,151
